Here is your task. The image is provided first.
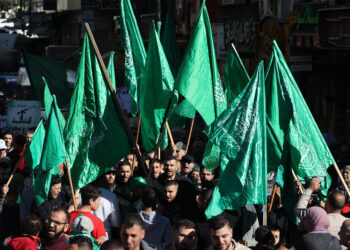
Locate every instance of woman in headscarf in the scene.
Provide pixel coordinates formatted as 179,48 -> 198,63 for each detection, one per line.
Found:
292,206 -> 341,250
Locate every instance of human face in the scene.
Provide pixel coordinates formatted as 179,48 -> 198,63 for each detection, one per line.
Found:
210,224 -> 233,250
0,148 -> 6,157
47,211 -> 68,239
105,172 -> 116,185
120,165 -> 132,183
152,162 -> 162,179
182,162 -> 194,175
174,226 -> 197,250
201,168 -> 214,182
176,149 -> 186,160
49,183 -> 61,199
271,230 -> 280,245
26,132 -> 33,144
165,159 -> 177,178
191,171 -> 200,183
90,196 -> 101,211
339,220 -> 350,247
4,134 -> 12,149
126,154 -> 137,166
120,224 -> 145,250
344,169 -> 350,183
165,184 -> 178,203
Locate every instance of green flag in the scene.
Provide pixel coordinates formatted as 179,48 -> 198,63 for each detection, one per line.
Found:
205,61 -> 267,219
23,52 -> 71,107
225,44 -> 250,104
34,97 -> 65,205
23,119 -> 46,171
140,22 -> 178,152
175,1 -> 226,126
107,52 -> 116,90
265,41 -> 335,223
43,77 -> 66,129
120,0 -> 147,115
175,1 -> 226,170
64,33 -> 132,190
161,11 -> 181,77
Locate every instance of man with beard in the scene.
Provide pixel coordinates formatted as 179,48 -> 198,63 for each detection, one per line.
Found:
168,219 -> 197,250
42,207 -> 70,249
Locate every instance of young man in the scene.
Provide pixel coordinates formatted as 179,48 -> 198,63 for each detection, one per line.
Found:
69,184 -> 107,246
207,215 -> 250,250
150,159 -> 163,179
120,213 -> 157,250
42,207 -> 70,249
3,132 -> 14,153
139,187 -> 172,248
169,219 -> 197,250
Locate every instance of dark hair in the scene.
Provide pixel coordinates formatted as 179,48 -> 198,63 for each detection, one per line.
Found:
51,207 -> 70,223
14,134 -> 26,147
255,226 -> 274,245
327,190 -> 346,210
208,215 -> 231,231
101,239 -> 124,250
118,160 -> 131,170
149,158 -> 161,167
165,155 -> 177,162
3,131 -> 13,137
50,174 -> 62,187
174,219 -> 196,232
141,187 -> 157,209
268,224 -> 281,232
69,235 -> 93,249
20,215 -> 42,236
164,180 -> 178,188
81,184 -> 102,206
121,213 -> 143,229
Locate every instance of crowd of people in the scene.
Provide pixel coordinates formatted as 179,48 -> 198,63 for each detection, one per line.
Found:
1,129 -> 350,250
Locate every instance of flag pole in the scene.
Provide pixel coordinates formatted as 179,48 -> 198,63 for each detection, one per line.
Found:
84,23 -> 148,177
291,168 -> 304,194
334,163 -> 350,198
268,184 -> 277,213
131,114 -> 141,175
65,160 -> 77,210
185,118 -> 195,154
165,122 -> 175,146
6,154 -> 25,186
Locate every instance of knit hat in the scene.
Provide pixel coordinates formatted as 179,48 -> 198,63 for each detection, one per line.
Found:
129,177 -> 147,191
70,214 -> 94,234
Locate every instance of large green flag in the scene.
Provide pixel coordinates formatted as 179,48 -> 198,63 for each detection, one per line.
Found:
265,41 -> 335,223
64,33 -> 132,190
120,0 -> 147,115
23,119 -> 46,171
161,11 -> 181,77
43,77 -> 66,130
140,22 -> 178,152
107,52 -> 116,90
205,61 -> 266,219
23,52 -> 71,107
34,97 -> 65,205
225,44 -> 250,104
175,1 -> 226,170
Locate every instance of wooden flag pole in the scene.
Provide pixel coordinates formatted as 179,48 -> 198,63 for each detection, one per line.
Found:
6,154 -> 25,186
334,163 -> 350,198
131,114 -> 142,175
185,118 -> 195,154
84,23 -> 148,177
291,168 -> 304,194
268,184 -> 277,213
65,160 -> 77,211
165,122 -> 175,146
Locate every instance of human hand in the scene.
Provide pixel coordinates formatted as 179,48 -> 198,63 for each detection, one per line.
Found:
308,177 -> 321,192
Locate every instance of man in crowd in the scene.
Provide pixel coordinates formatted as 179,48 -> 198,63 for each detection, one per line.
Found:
339,219 -> 350,248
120,213 -> 157,250
207,215 -> 250,250
3,132 -> 14,153
150,159 -> 163,179
175,142 -> 186,161
42,207 -> 70,249
180,155 -> 195,177
169,219 -> 197,250
326,190 -> 347,241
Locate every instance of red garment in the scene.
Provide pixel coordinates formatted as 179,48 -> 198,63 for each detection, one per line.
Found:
7,146 -> 26,172
69,210 -> 107,240
342,201 -> 350,214
5,235 -> 40,250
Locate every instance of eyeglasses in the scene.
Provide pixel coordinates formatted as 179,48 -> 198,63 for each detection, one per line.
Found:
47,219 -> 66,226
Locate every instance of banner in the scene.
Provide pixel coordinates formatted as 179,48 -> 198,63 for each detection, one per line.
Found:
7,100 -> 41,128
